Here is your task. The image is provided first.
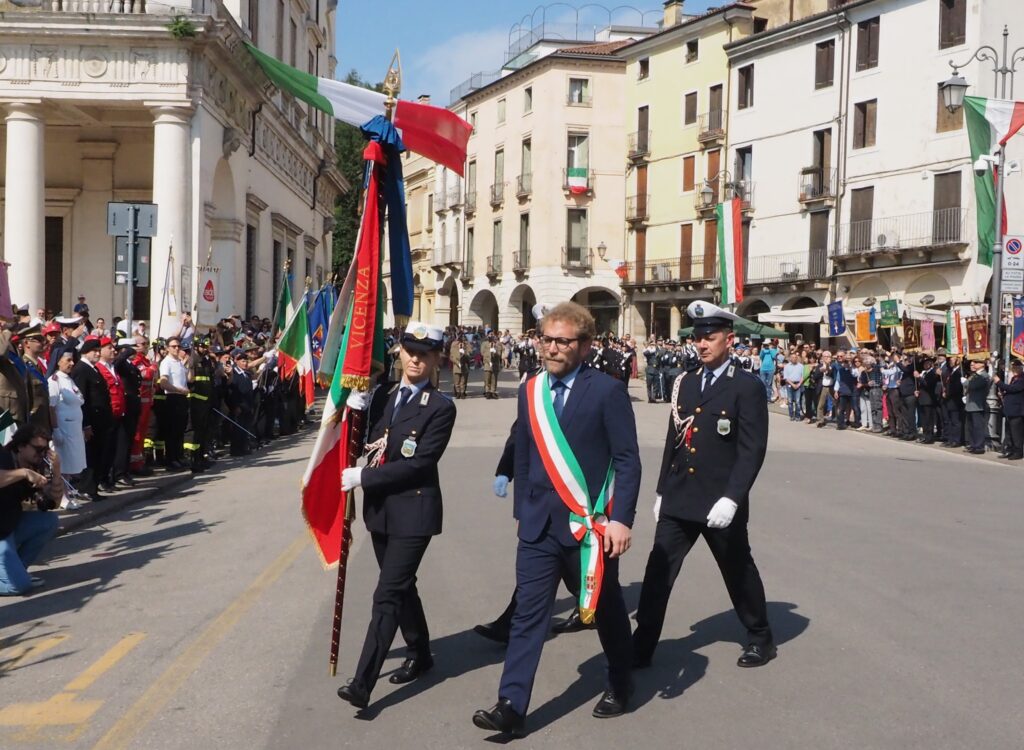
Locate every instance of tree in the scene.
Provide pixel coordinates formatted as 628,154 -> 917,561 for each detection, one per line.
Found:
332,70 -> 384,275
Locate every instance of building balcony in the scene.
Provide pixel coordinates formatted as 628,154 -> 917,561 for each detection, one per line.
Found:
621,255 -> 717,286
447,187 -> 463,207
732,180 -> 754,211
489,182 -> 505,208
562,168 -> 594,196
432,242 -> 461,268
626,194 -> 650,225
798,166 -> 838,204
745,249 -> 829,285
627,130 -> 651,161
486,254 -> 502,278
697,110 -> 727,146
516,173 -> 532,198
566,92 -> 593,107
434,191 -> 447,214
832,208 -> 968,258
562,246 -> 594,273
464,191 -> 477,215
694,181 -> 753,215
463,254 -> 475,281
513,249 -> 530,272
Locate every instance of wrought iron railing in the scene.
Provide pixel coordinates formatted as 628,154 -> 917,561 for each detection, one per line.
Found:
621,255 -> 718,285
745,249 -> 828,283
627,130 -> 651,159
697,110 -> 727,141
464,191 -> 477,214
833,207 -> 968,256
489,182 -> 505,207
562,168 -> 594,193
798,166 -> 838,202
561,246 -> 593,272
626,194 -> 650,222
486,254 -> 502,276
513,249 -> 530,271
516,173 -> 532,197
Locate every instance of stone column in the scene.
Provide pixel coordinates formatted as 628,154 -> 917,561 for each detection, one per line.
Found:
150,106 -> 192,333
670,302 -> 682,339
4,103 -> 46,310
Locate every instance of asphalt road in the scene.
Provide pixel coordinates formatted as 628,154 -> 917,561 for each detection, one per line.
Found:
2,371 -> 1022,750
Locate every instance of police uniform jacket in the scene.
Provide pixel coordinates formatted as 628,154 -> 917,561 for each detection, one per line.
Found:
70,359 -> 113,430
999,375 -> 1024,417
965,371 -> 990,412
361,381 -> 457,538
226,366 -> 255,413
657,361 -> 768,523
917,369 -> 940,405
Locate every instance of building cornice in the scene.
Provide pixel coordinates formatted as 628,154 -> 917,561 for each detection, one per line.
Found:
463,54 -> 625,105
725,13 -> 850,63
617,5 -> 755,60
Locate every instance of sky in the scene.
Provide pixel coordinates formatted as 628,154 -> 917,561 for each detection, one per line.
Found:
335,0 -> 721,106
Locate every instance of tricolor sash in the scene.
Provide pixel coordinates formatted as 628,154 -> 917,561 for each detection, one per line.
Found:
525,372 -> 614,623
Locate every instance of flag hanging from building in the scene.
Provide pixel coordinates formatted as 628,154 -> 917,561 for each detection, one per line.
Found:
566,167 -> 589,194
278,293 -> 315,408
965,95 -> 1024,266
715,198 -> 744,305
245,43 -> 472,176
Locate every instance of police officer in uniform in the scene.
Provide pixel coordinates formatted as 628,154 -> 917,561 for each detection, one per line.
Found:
225,348 -> 256,455
661,342 -> 683,401
632,300 -> 776,670
482,333 -> 503,399
449,335 -> 470,398
188,335 -> 216,471
336,321 -> 457,710
643,340 -> 662,402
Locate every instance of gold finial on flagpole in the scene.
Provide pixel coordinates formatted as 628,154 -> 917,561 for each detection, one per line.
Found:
383,49 -> 402,122
305,275 -> 312,290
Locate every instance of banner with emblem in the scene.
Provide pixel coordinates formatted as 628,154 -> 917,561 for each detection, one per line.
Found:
920,319 -> 936,350
965,317 -> 989,359
196,265 -> 220,325
827,301 -> 845,337
902,315 -> 921,350
855,310 -> 874,342
879,299 -> 900,327
1012,297 -> 1024,361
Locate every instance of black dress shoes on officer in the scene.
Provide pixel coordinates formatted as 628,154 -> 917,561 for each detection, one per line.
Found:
592,683 -> 633,718
473,620 -> 510,644
472,698 -> 525,737
737,642 -> 777,668
551,610 -> 596,635
336,680 -> 370,709
389,656 -> 434,684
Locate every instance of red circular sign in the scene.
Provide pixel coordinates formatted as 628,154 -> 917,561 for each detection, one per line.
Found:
202,280 -> 215,302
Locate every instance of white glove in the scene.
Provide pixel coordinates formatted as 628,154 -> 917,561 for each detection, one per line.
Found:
706,497 -> 738,529
342,467 -> 363,492
346,390 -> 370,411
493,475 -> 510,498
653,493 -> 662,522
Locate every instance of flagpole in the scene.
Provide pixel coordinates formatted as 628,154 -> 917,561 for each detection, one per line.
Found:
156,241 -> 174,340
270,257 -> 292,339
328,48 -> 402,678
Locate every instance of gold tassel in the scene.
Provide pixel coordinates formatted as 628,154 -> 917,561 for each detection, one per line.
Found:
579,608 -> 596,625
340,374 -> 370,391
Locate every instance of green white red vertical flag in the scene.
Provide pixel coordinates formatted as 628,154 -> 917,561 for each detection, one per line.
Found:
965,95 -> 1024,267
716,197 -> 744,306
277,292 -> 315,408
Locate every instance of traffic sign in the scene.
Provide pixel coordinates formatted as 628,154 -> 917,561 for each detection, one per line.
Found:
114,236 -> 151,287
107,202 -> 157,238
1002,266 -> 1024,294
1004,235 -> 1024,270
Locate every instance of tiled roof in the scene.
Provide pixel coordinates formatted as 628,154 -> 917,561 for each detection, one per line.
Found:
556,40 -> 636,56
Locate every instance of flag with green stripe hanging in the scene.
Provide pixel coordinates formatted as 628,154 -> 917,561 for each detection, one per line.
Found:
965,95 -> 1024,267
716,197 -> 745,306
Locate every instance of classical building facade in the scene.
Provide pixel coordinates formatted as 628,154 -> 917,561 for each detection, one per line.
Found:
725,0 -> 1019,344
0,0 -> 346,331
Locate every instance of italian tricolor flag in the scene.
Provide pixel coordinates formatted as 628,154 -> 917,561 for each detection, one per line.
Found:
567,167 -> 589,194
246,43 -> 472,175
965,95 -> 1024,266
716,197 -> 744,305
274,275 -> 294,335
277,294 -> 315,408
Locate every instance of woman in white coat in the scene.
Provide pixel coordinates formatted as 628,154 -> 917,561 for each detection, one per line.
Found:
48,350 -> 87,477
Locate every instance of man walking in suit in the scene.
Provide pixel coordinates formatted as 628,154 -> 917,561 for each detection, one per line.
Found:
71,337 -> 113,500
482,332 -> 503,399
335,321 -> 457,711
633,300 -> 775,671
473,302 -> 640,737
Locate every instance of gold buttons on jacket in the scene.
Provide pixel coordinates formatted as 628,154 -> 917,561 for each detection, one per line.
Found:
693,426 -> 699,433
688,467 -> 696,474
695,407 -> 702,414
690,447 -> 696,454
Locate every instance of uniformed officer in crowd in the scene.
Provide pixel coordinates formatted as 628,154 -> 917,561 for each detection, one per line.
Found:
643,339 -> 662,402
632,300 -> 776,671
225,348 -> 256,456
482,332 -> 503,399
188,335 -> 216,472
660,341 -> 683,400
449,334 -> 470,399
336,321 -> 457,711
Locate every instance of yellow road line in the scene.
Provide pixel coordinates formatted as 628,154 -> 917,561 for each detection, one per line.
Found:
0,634 -> 69,676
91,534 -> 308,750
64,633 -> 146,692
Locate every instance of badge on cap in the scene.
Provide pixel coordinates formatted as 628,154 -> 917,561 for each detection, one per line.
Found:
694,304 -> 705,317
413,325 -> 428,340
401,438 -> 418,458
717,418 -> 731,436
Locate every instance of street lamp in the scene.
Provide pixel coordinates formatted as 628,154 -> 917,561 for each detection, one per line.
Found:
943,25 -> 1024,361
699,182 -> 715,208
597,241 -> 607,260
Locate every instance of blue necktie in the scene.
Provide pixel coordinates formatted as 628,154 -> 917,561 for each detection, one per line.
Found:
703,370 -> 714,392
391,386 -> 411,425
552,381 -> 567,420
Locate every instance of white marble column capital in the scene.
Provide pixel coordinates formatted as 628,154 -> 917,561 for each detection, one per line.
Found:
4,101 -> 44,123
150,105 -> 195,127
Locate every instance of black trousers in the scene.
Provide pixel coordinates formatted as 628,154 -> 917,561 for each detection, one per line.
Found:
229,406 -> 254,455
633,514 -> 773,664
83,421 -> 111,492
164,394 -> 188,463
886,390 -> 902,436
1005,415 -> 1024,457
646,370 -> 663,401
114,404 -> 139,480
900,394 -> 918,437
189,401 -> 211,466
836,394 -> 852,428
966,411 -> 986,451
942,400 -> 963,445
918,404 -> 937,441
353,532 -> 432,694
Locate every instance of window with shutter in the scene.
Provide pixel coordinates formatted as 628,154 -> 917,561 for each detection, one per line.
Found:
702,220 -> 717,278
849,187 -> 874,252
679,224 -> 693,281
856,17 -> 880,71
815,40 -> 835,89
853,100 -> 877,149
738,65 -> 754,109
683,155 -> 695,192
939,0 -> 966,49
684,92 -> 697,125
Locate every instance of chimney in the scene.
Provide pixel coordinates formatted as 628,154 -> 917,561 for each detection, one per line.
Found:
663,0 -> 684,28
417,94 -> 431,105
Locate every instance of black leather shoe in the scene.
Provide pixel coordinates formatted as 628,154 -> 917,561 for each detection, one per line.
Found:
336,680 -> 370,709
115,476 -> 136,488
551,610 -> 596,635
473,620 -> 510,644
473,698 -> 525,737
592,684 -> 633,718
389,656 -> 434,684
737,643 -> 777,668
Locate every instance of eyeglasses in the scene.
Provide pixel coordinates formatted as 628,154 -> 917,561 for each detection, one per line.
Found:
539,335 -> 581,351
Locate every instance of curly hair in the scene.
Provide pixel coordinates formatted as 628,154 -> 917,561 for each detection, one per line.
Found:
541,301 -> 596,342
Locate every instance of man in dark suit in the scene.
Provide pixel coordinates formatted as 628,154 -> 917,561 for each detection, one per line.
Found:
916,356 -> 940,444
71,337 -> 113,500
633,300 -> 775,671
964,360 -> 991,454
473,302 -> 641,738
336,321 -> 457,711
834,352 -> 857,430
898,355 -> 918,440
941,355 -> 965,447
998,360 -> 1024,459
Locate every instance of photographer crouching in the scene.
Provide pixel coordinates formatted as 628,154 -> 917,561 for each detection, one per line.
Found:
0,424 -> 63,595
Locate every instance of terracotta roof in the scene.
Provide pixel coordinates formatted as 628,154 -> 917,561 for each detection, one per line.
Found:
556,39 -> 635,56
